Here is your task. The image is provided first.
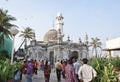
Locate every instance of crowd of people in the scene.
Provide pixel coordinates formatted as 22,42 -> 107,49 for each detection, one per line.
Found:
53,56 -> 97,82
13,56 -> 97,82
54,57 -> 97,82
13,58 -> 51,82
13,59 -> 39,82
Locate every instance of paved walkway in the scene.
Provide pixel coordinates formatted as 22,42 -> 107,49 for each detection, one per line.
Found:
32,69 -> 65,82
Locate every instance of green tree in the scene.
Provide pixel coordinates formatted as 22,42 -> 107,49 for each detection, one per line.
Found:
90,37 -> 102,58
0,9 -> 16,47
19,27 -> 34,50
0,50 -> 10,60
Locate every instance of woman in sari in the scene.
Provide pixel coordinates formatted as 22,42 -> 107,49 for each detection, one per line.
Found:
65,57 -> 78,82
43,60 -> 51,82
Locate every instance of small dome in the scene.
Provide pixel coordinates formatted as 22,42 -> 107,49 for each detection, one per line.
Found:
43,29 -> 58,42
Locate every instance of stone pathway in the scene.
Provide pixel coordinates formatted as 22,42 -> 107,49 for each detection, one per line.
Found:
32,69 -> 65,82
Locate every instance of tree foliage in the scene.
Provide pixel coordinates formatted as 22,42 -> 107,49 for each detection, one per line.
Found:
0,8 -> 17,46
19,27 -> 34,49
90,37 -> 102,57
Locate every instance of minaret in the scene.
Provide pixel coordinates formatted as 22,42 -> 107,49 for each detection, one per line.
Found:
84,33 -> 88,45
78,37 -> 82,44
56,12 -> 64,36
56,12 -> 64,43
57,29 -> 62,43
52,19 -> 55,29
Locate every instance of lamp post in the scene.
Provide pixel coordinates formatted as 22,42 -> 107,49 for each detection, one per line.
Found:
10,27 -> 19,64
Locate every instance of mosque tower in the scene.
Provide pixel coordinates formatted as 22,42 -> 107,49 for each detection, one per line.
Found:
56,12 -> 64,35
56,12 -> 64,43
84,33 -> 89,45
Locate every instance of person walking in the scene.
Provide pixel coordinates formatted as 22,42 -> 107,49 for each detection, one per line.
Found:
65,57 -> 78,82
43,60 -> 51,82
55,60 -> 62,82
73,59 -> 81,82
78,58 -> 97,82
13,68 -> 21,82
61,61 -> 66,79
21,60 -> 27,82
26,59 -> 33,82
34,60 -> 38,75
41,60 -> 44,71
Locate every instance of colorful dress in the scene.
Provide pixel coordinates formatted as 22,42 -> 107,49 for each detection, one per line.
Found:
65,64 -> 78,82
61,63 -> 66,78
44,65 -> 51,82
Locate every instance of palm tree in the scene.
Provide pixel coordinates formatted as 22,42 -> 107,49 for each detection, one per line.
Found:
90,37 -> 102,58
19,27 -> 34,50
0,8 -> 17,46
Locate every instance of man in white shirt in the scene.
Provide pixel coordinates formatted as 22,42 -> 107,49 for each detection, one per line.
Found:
78,58 -> 97,82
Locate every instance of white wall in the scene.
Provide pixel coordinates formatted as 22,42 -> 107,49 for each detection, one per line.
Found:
106,37 -> 120,49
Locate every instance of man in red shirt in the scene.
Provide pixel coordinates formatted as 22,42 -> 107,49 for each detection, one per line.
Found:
34,60 -> 38,75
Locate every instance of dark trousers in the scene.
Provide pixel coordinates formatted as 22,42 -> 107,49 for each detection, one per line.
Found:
44,74 -> 50,82
34,68 -> 37,75
76,74 -> 80,82
62,70 -> 65,78
56,69 -> 61,81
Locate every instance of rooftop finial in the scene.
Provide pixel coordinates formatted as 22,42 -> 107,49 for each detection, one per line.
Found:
78,37 -> 82,43
67,35 -> 71,42
52,19 -> 54,29
84,32 -> 88,45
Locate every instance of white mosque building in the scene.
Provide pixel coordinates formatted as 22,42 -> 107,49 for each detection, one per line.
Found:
26,12 -> 89,65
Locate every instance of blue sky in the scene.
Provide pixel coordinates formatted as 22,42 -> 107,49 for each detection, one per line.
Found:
0,0 -> 120,49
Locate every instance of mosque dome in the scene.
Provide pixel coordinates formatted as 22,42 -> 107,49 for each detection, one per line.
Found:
43,29 -> 58,42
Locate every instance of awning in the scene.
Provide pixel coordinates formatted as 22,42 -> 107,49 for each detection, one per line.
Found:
103,48 -> 120,51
